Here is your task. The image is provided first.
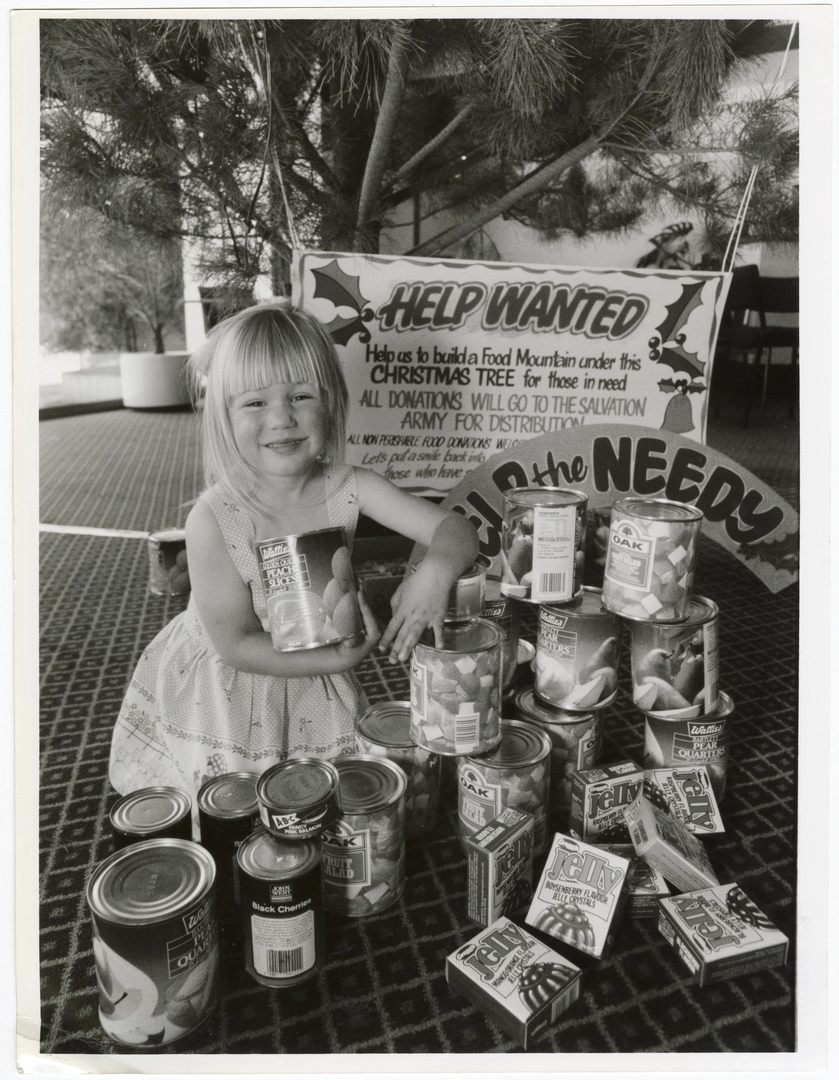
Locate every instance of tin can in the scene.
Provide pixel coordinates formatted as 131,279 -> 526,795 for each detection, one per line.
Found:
643,691 -> 735,799
148,529 -> 189,596
410,617 -> 504,756
535,587 -> 622,711
255,527 -> 363,651
514,687 -> 604,830
500,487 -> 587,603
602,498 -> 703,622
87,839 -> 219,1048
256,758 -> 341,840
481,576 -> 521,689
630,595 -> 720,716
457,720 -> 552,855
110,788 -> 193,851
236,828 -> 324,988
355,701 -> 441,837
410,556 -> 488,617
197,773 -> 261,923
321,756 -> 407,917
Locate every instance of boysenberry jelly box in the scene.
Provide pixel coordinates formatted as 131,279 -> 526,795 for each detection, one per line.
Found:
657,884 -> 789,986
644,766 -> 725,836
525,833 -> 630,960
624,793 -> 719,892
594,844 -> 669,918
466,806 -> 534,927
446,917 -> 582,1050
569,760 -> 644,844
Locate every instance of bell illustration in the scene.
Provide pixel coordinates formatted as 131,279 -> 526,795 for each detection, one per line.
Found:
661,391 -> 695,434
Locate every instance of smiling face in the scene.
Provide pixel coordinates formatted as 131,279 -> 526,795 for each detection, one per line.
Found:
229,381 -> 329,480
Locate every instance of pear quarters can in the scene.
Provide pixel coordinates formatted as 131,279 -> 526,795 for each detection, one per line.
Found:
355,701 -> 441,837
255,527 -> 364,651
256,758 -> 341,840
630,595 -> 719,716
236,828 -> 324,988
482,575 -> 521,689
501,487 -> 587,603
457,720 -> 552,856
197,773 -> 261,923
410,618 -> 504,756
148,528 -> 190,596
535,587 -> 621,711
110,788 -> 193,851
514,687 -> 604,831
321,756 -> 407,917
643,691 -> 735,800
602,497 -> 702,622
87,839 -> 220,1048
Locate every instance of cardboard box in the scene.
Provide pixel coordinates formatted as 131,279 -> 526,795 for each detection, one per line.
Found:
594,844 -> 670,918
466,807 -> 534,926
624,793 -> 719,892
644,766 -> 725,835
569,760 -> 643,843
446,917 -> 582,1049
657,884 -> 789,986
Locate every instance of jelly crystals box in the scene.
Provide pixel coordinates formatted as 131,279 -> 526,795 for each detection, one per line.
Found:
466,806 -> 534,927
446,917 -> 582,1049
568,760 -> 644,844
624,792 -> 719,893
658,884 -> 789,986
525,834 -> 630,960
594,844 -> 669,919
644,766 -> 725,836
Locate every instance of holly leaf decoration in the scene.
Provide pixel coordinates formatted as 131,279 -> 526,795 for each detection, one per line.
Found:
649,281 -> 707,380
657,281 -> 705,342
311,259 -> 368,313
737,529 -> 799,573
326,312 -> 371,347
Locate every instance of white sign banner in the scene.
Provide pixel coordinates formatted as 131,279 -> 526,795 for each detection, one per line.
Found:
293,252 -> 730,496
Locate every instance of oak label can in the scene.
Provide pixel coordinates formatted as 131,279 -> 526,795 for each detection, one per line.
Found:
255,527 -> 363,651
256,758 -> 341,840
87,839 -> 219,1048
643,691 -> 734,799
148,529 -> 190,596
236,828 -> 324,988
197,773 -> 261,922
501,487 -> 587,603
110,788 -> 193,851
630,595 -> 720,716
535,587 -> 621,710
481,576 -> 521,689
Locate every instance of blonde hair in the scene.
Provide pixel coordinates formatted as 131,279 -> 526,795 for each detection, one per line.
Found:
188,301 -> 349,516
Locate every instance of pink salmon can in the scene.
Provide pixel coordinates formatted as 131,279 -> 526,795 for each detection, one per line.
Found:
630,595 -> 719,716
481,575 -> 521,689
86,838 -> 220,1048
255,527 -> 363,651
535,587 -> 622,711
501,487 -> 587,604
148,529 -> 190,596
256,758 -> 341,840
643,691 -> 735,800
602,497 -> 703,622
514,687 -> 603,830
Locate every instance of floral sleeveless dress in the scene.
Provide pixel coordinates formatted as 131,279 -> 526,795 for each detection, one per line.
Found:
109,466 -> 364,803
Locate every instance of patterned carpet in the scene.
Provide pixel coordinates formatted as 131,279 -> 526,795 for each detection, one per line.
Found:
38,404 -> 799,1057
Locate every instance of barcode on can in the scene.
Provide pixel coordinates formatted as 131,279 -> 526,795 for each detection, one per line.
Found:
266,946 -> 303,976
538,572 -> 566,596
455,708 -> 479,749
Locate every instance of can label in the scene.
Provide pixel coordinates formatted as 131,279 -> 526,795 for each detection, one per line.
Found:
239,860 -> 322,986
644,714 -> 731,799
630,613 -> 719,716
409,645 -> 501,756
535,605 -> 620,710
531,505 -> 578,602
322,805 -> 406,917
604,520 -> 655,591
322,821 -> 371,887
457,757 -> 549,855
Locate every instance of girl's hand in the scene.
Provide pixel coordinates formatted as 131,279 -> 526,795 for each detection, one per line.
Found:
379,560 -> 450,664
334,590 -> 382,670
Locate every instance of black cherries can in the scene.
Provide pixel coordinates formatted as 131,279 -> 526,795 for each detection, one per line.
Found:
197,773 -> 261,923
110,788 -> 193,851
86,839 -> 220,1048
236,828 -> 324,988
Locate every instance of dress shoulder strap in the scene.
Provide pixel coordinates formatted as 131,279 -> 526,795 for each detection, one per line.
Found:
204,485 -> 260,588
324,464 -> 360,548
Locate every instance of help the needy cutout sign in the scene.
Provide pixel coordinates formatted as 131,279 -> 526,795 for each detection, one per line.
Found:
293,252 -> 730,496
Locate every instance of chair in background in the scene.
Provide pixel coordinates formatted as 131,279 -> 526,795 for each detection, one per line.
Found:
753,276 -> 799,422
712,264 -> 765,427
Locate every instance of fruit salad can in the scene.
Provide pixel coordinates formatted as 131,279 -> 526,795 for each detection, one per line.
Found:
236,828 -> 324,988
602,498 -> 703,622
110,788 -> 193,851
629,595 -> 719,716
481,576 -> 521,689
457,720 -> 552,855
410,618 -> 504,756
148,529 -> 190,596
255,527 -> 364,651
535,588 -> 621,711
355,701 -> 441,837
197,773 -> 261,923
514,687 -> 604,830
410,556 -> 488,617
86,839 -> 220,1048
642,691 -> 734,800
321,756 -> 407,917
256,758 -> 341,840
501,487 -> 587,603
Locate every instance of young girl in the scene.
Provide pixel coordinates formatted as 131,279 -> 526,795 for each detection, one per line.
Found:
110,301 -> 480,800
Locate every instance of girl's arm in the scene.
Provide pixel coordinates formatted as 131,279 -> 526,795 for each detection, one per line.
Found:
354,468 -> 480,662
185,500 -> 380,677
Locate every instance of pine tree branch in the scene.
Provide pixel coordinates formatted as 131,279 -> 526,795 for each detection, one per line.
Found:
610,150 -> 738,220
382,103 -> 476,193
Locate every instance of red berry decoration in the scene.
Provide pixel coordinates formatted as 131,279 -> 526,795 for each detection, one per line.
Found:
534,901 -> 596,952
643,777 -> 671,813
598,822 -> 632,844
518,962 -> 576,1012
725,885 -> 776,930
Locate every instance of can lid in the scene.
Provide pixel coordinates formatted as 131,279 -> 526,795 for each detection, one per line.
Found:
514,686 -> 595,726
612,497 -> 703,523
257,759 -> 339,812
356,702 -> 413,749
236,827 -> 320,881
687,595 -> 719,623
109,787 -> 192,837
466,720 -> 551,768
504,486 -> 587,509
149,528 -> 186,542
544,586 -> 613,619
87,838 -> 215,925
417,617 -> 503,654
197,772 -> 259,819
334,756 -> 407,815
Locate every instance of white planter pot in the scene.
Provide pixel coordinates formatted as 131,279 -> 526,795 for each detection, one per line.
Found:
119,352 -> 191,409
